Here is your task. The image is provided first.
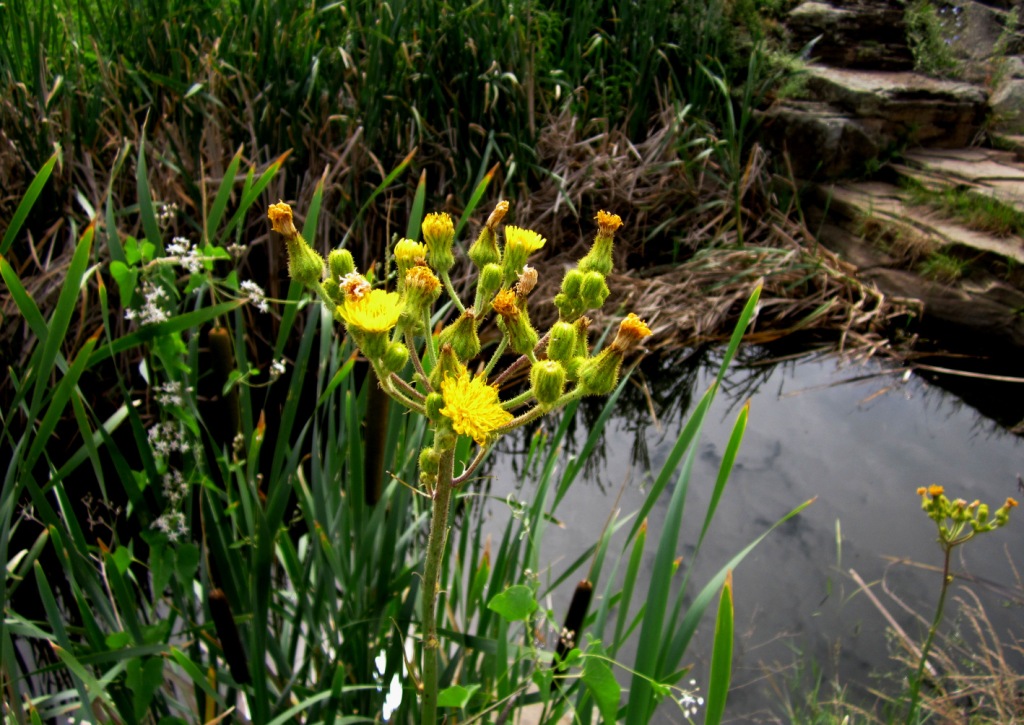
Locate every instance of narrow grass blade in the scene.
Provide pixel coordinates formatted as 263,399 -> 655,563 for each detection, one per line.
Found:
206,145 -> 244,243
1,150 -> 59,254
704,571 -> 734,725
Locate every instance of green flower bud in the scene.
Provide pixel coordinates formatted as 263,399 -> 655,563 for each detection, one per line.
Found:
425,393 -> 446,423
382,341 -> 410,374
578,210 -> 623,276
468,200 -> 508,269
438,310 -> 481,361
578,348 -> 623,396
493,289 -> 539,356
419,446 -> 441,475
547,321 -> 577,362
285,235 -> 325,287
580,271 -> 610,310
474,263 -> 503,315
423,212 -> 455,275
531,360 -> 566,406
323,278 -> 344,306
429,343 -> 463,390
555,268 -> 587,321
329,249 -> 356,280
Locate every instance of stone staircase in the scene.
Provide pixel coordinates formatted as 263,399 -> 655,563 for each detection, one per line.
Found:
764,0 -> 1024,350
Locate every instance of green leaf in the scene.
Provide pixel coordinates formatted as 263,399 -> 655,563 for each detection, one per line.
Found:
175,544 -> 200,584
437,683 -> 480,708
111,547 -> 131,576
704,573 -> 735,725
109,260 -> 138,306
1,150 -> 59,255
487,584 -> 537,622
582,653 -> 620,724
127,657 -> 164,719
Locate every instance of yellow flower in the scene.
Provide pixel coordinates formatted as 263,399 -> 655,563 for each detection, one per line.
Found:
268,201 -> 298,238
595,210 -> 623,236
928,484 -> 945,498
440,369 -> 514,445
504,226 -> 546,256
395,238 -> 428,266
338,288 -> 403,334
610,313 -> 653,353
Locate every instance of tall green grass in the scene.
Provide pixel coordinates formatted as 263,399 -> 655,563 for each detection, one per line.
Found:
1,144 -> 807,722
0,0 -> 773,247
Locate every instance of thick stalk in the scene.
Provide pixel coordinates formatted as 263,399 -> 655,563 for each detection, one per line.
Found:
905,544 -> 953,724
421,446 -> 456,723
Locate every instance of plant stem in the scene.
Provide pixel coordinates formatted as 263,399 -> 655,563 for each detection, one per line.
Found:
905,543 -> 952,724
421,446 -> 455,724
441,270 -> 466,314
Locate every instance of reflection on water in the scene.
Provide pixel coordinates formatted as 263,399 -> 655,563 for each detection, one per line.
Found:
490,349 -> 1023,721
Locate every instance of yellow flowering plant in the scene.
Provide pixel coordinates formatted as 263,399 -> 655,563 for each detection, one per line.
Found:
269,199 -> 649,722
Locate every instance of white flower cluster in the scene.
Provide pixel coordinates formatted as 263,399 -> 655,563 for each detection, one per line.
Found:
269,358 -> 287,381
124,281 -> 170,325
166,236 -> 204,274
156,202 -> 179,226
154,380 -> 190,406
153,510 -> 188,542
679,679 -> 704,719
240,280 -> 270,313
162,469 -> 189,505
147,421 -> 191,457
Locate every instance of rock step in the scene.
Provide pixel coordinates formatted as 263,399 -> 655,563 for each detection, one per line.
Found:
808,178 -> 1024,348
788,0 -> 913,71
894,147 -> 1024,215
804,66 -> 989,146
763,69 -> 989,179
820,179 -> 1024,264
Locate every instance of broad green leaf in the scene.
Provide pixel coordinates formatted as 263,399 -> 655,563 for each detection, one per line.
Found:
487,584 -> 537,622
582,653 -> 620,724
437,684 -> 480,709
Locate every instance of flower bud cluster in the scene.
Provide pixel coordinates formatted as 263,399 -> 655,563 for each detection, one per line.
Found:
916,484 -> 1018,545
272,198 -> 652,488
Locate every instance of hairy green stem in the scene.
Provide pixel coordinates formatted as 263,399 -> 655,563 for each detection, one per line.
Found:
405,330 -> 434,394
440,270 -> 466,314
905,544 -> 953,724
421,446 -> 456,724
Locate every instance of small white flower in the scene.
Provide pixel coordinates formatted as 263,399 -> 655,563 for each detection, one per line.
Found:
241,280 -> 270,313
270,358 -> 287,380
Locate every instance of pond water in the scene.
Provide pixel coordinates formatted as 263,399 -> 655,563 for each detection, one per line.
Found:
488,349 -> 1023,722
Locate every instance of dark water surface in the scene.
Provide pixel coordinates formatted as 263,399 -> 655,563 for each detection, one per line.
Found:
489,350 -> 1023,722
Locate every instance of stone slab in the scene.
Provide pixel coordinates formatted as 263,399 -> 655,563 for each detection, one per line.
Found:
822,181 -> 1024,264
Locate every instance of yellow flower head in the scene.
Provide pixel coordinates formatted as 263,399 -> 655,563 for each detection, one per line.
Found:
338,288 -> 403,334
492,288 -> 520,318
423,212 -> 454,244
595,210 -> 623,236
440,369 -> 514,445
504,226 -> 546,256
928,484 -> 945,498
611,313 -> 653,353
406,265 -> 441,296
1007,497 -> 1019,508
395,238 -> 428,266
268,202 -> 298,238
